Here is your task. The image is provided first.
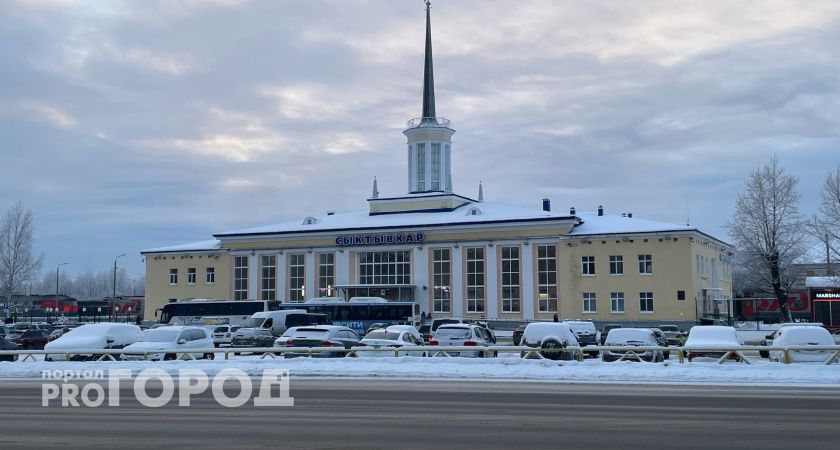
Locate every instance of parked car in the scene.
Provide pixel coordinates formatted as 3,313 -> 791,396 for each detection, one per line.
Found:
429,324 -> 495,358
565,320 -> 598,357
759,323 -> 825,358
12,329 -> 50,350
512,324 -> 527,346
520,322 -> 579,361
602,328 -> 664,362
649,328 -> 670,359
44,323 -> 143,361
364,322 -> 388,335
0,336 -> 18,361
683,326 -> 743,362
273,327 -> 301,347
355,326 -> 426,357
49,326 -> 73,342
122,326 -> 215,361
658,324 -> 685,345
231,310 -> 315,348
600,323 -> 623,345
282,325 -> 361,358
430,317 -> 476,334
211,325 -> 242,347
769,326 -> 836,363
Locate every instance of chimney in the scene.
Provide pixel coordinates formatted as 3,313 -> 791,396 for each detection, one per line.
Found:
570,206 -> 576,215
598,205 -> 604,216
542,198 -> 551,212
627,212 -> 632,218
327,210 -> 336,216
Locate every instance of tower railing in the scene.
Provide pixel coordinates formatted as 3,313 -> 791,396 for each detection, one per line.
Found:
405,116 -> 451,130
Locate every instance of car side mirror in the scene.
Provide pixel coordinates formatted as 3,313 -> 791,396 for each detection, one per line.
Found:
177,338 -> 186,345
105,337 -> 115,344
765,335 -> 772,339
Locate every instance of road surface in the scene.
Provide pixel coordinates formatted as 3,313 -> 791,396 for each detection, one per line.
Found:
0,378 -> 837,449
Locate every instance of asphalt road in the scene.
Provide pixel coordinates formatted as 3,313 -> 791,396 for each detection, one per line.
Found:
0,378 -> 838,449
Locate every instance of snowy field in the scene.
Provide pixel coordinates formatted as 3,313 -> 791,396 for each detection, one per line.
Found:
2,355 -> 839,386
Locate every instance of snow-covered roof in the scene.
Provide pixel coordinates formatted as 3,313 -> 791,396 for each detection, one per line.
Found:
142,239 -> 221,254
570,212 -> 694,236
806,277 -> 840,288
215,201 -> 574,237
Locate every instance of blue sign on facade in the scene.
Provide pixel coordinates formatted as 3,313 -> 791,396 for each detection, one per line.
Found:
335,232 -> 424,246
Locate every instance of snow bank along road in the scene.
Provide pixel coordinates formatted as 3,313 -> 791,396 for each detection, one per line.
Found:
2,356 -> 840,386
0,379 -> 838,449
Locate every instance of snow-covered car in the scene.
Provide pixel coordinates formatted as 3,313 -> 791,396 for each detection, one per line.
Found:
564,320 -> 598,357
769,326 -> 836,363
49,326 -> 73,342
518,322 -> 579,360
683,326 -> 743,362
658,324 -> 685,345
354,326 -> 426,357
430,324 -> 495,357
759,323 -> 824,358
121,326 -> 214,361
44,323 -> 143,361
211,325 -> 242,347
281,325 -> 361,358
602,328 -> 664,362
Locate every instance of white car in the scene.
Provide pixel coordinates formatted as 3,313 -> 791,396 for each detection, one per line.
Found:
601,328 -> 664,362
429,324 -> 495,357
355,326 -> 426,357
521,322 -> 580,360
683,325 -> 743,362
122,326 -> 215,361
273,327 -> 301,347
769,326 -> 836,363
211,325 -> 242,347
45,323 -> 143,361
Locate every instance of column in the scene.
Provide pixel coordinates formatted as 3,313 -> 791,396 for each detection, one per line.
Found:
247,253 -> 258,300
485,245 -> 498,319
451,246 -> 463,317
521,243 -> 535,320
413,246 -> 429,315
305,251 -> 316,301
336,249 -> 350,287
276,252 -> 286,302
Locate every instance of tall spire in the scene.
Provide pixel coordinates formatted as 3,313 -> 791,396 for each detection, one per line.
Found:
372,177 -> 379,199
421,0 -> 436,119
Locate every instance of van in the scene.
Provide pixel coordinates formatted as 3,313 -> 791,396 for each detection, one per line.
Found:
231,310 -> 322,348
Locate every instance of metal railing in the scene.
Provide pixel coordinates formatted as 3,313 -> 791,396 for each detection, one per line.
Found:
1,345 -> 839,365
405,116 -> 451,129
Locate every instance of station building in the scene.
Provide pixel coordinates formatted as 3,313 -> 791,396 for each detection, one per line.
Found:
142,3 -> 733,324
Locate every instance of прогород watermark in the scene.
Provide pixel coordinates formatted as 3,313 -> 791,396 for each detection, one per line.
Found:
40,368 -> 294,408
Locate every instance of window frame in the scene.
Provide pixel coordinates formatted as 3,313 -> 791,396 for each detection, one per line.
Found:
582,292 -> 597,313
638,254 -> 653,275
609,255 -> 623,276
500,246 -> 521,313
610,292 -> 625,313
581,256 -> 595,277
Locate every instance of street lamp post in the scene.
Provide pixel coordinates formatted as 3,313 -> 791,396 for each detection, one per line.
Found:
55,262 -> 68,317
113,253 -> 126,322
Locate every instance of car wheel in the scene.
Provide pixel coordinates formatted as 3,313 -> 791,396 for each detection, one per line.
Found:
164,353 -> 176,361
541,340 -> 563,361
203,353 -> 213,360
214,343 -> 220,348
759,350 -> 769,358
663,351 -> 670,360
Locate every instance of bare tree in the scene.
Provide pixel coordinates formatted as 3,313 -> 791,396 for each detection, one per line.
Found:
818,164 -> 840,273
0,201 -> 44,319
727,156 -> 805,322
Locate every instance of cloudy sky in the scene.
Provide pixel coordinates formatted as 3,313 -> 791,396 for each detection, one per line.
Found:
1,0 -> 839,280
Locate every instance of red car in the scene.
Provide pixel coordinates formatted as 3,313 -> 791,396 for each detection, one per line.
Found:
14,329 -> 49,350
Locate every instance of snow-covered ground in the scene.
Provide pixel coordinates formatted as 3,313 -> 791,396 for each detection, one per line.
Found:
2,356 -> 839,386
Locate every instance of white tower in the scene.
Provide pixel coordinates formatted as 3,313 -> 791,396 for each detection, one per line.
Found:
404,0 -> 455,194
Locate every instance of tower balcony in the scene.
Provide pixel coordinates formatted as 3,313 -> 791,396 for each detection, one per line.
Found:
405,116 -> 451,130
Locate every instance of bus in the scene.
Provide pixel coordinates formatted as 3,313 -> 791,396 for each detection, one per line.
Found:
278,300 -> 418,335
158,299 -> 281,326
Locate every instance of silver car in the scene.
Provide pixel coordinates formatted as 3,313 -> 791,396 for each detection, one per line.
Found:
429,324 -> 495,357
211,325 -> 242,347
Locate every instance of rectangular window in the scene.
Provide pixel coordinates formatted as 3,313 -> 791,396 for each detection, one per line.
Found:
288,254 -> 305,303
609,255 -> 623,275
582,292 -> 597,313
466,247 -> 485,313
432,249 -> 451,313
501,246 -> 520,313
169,268 -> 178,285
431,143 -> 441,190
610,292 -> 624,313
318,253 -> 335,297
417,143 -> 426,191
233,256 -> 248,300
359,251 -> 411,285
677,290 -> 686,301
640,292 -> 654,313
260,255 -> 276,301
581,256 -> 595,276
205,267 -> 215,284
537,245 -> 557,312
638,254 -> 653,275
187,268 -> 196,285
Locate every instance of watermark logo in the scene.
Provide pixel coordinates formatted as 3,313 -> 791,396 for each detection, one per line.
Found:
41,369 -> 294,408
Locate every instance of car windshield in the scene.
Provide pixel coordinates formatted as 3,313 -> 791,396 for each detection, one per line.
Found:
435,327 -> 470,338
213,326 -> 228,333
63,325 -> 112,338
142,329 -> 181,342
605,329 -> 655,345
659,325 -> 679,332
291,329 -> 329,339
781,328 -> 833,345
245,317 -> 266,328
364,331 -> 402,341
432,320 -> 461,331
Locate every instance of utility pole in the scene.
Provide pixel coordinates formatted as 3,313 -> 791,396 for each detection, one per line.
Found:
113,254 -> 126,322
56,262 -> 68,313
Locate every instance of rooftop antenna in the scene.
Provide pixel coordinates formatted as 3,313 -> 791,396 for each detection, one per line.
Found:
478,181 -> 484,202
686,198 -> 691,226
372,177 -> 379,199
